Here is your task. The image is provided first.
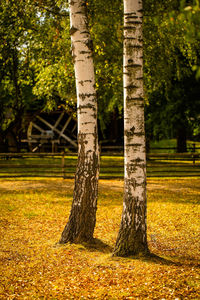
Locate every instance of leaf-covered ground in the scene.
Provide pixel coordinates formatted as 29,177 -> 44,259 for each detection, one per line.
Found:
0,178 -> 199,299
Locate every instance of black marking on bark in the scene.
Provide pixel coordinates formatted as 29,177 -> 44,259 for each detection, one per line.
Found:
78,103 -> 96,111
126,132 -> 145,139
126,143 -> 143,147
126,102 -> 144,108
125,176 -> 146,188
83,121 -> 94,125
124,26 -> 137,30
79,80 -> 84,86
82,30 -> 89,35
85,39 -> 93,51
124,126 -> 135,137
75,11 -> 83,15
91,113 -> 97,119
134,132 -> 145,137
71,43 -> 76,62
85,55 -> 93,59
125,20 -> 142,25
129,45 -> 142,49
78,79 -> 92,86
125,15 -> 138,19
126,165 -> 146,174
72,55 -> 77,63
124,37 -> 137,41
126,96 -> 143,101
125,63 -> 141,69
124,12 -> 136,16
80,51 -> 91,55
126,44 -> 142,49
78,93 -> 96,101
69,0 -> 75,5
130,157 -> 145,164
70,26 -> 78,36
125,84 -> 138,90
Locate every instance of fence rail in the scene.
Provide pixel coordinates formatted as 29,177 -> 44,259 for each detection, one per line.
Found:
0,152 -> 200,178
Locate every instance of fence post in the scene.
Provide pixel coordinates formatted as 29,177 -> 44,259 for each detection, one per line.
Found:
192,143 -> 196,165
62,152 -> 65,178
99,142 -> 102,162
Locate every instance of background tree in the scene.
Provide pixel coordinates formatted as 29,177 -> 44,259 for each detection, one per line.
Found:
0,0 -> 77,152
0,0 -> 40,152
87,0 -> 123,139
32,1 -> 76,111
143,0 -> 200,152
59,0 -> 99,244
113,0 -> 148,257
1,0 -> 200,153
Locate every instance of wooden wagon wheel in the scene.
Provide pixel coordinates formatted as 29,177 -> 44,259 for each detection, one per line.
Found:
27,111 -> 77,152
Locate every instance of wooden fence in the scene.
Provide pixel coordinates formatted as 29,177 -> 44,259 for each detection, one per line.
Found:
0,151 -> 200,178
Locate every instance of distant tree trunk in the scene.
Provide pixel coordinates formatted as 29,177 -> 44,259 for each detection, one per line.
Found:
113,0 -> 149,257
60,0 -> 99,244
176,125 -> 187,153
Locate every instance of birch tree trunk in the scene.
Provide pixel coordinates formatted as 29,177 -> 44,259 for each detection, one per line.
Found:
113,0 -> 149,256
60,0 -> 99,244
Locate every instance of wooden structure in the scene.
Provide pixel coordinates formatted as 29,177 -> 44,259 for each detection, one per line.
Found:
0,151 -> 200,178
25,111 -> 77,152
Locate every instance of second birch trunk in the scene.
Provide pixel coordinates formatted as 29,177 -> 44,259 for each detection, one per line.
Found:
113,0 -> 149,256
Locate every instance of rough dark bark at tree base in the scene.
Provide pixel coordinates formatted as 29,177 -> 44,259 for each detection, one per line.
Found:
59,161 -> 99,243
113,244 -> 150,258
59,135 -> 99,244
113,226 -> 149,257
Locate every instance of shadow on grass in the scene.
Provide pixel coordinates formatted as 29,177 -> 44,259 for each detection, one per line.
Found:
55,238 -> 113,254
82,238 -> 113,254
140,252 -> 182,266
111,251 -> 183,266
112,251 -> 200,268
56,240 -> 200,268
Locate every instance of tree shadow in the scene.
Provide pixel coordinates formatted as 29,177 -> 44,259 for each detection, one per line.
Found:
111,251 -> 184,266
140,252 -> 200,268
82,238 -> 113,254
55,238 -> 113,253
57,239 -> 200,268
139,252 -> 182,266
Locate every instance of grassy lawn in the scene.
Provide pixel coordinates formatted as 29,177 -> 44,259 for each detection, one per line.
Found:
150,139 -> 200,153
0,178 -> 199,299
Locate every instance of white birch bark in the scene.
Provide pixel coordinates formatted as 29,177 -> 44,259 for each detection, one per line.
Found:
60,0 -> 99,243
113,0 -> 148,256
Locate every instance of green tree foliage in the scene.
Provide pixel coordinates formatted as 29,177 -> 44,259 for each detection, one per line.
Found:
87,0 -> 123,133
0,0 -> 75,150
32,1 -> 76,111
0,0 -> 41,150
1,0 -> 200,151
179,0 -> 200,78
143,0 -> 200,150
32,0 -> 124,135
